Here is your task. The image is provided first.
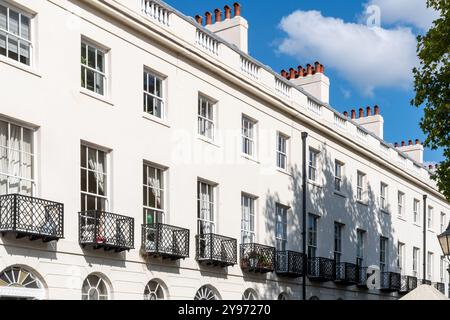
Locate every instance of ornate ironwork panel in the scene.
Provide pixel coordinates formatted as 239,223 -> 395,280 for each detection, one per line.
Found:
79,210 -> 134,252
195,233 -> 237,267
400,275 -> 418,293
0,194 -> 64,241
240,243 -> 275,273
275,250 -> 305,277
380,272 -> 401,291
142,223 -> 189,259
307,257 -> 335,281
356,267 -> 369,288
335,262 -> 358,285
434,282 -> 445,295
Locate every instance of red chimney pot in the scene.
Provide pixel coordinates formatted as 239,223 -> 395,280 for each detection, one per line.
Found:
205,11 -> 212,25
366,106 -> 372,117
351,109 -> 356,119
214,9 -> 222,22
281,70 -> 287,78
374,105 -> 380,115
195,15 -> 203,25
401,141 -> 406,147
359,108 -> 364,118
415,139 -> 420,145
289,68 -> 296,80
394,142 -> 399,148
306,64 -> 312,75
408,140 -> 413,146
224,5 -> 231,19
343,111 -> 348,117
233,2 -> 241,17
297,66 -> 305,77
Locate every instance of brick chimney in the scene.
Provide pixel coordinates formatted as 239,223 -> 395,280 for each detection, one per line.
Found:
203,3 -> 249,53
397,139 -> 424,163
352,105 -> 384,139
287,61 -> 330,104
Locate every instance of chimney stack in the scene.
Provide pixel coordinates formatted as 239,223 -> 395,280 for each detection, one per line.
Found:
351,109 -> 356,119
397,138 -> 424,163
353,105 -> 384,139
203,3 -> 249,53
289,68 -> 296,80
298,66 -> 305,77
195,15 -> 203,25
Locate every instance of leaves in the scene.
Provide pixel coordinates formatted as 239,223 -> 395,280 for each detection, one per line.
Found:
412,0 -> 450,201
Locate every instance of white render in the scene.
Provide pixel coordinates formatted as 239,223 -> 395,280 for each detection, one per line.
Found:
0,0 -> 448,301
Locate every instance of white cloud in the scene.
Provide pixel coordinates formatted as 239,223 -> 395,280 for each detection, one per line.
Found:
365,0 -> 439,30
278,10 -> 418,95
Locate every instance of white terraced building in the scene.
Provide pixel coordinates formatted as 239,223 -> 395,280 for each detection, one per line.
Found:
0,0 -> 448,300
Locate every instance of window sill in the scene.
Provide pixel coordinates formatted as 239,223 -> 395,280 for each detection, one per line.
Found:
413,223 -> 422,228
142,113 -> 171,128
356,200 -> 369,207
308,180 -> 322,189
397,216 -> 407,222
381,209 -> 390,215
0,56 -> 42,78
80,88 -> 114,106
334,191 -> 347,198
241,154 -> 260,164
276,167 -> 291,177
427,229 -> 435,234
197,135 -> 220,148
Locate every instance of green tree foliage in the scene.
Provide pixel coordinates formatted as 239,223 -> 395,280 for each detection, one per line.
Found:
412,0 -> 450,201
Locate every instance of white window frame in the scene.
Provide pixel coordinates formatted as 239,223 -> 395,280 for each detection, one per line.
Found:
0,119 -> 35,196
198,95 -> 216,141
275,204 -> 288,251
413,199 -> 420,224
276,132 -> 288,170
334,222 -> 343,263
0,1 -> 33,67
427,252 -> 433,280
197,180 -> 215,235
308,148 -> 319,182
356,171 -> 366,202
441,256 -> 446,283
356,229 -> 365,266
242,116 -> 256,158
143,68 -> 165,119
380,236 -> 388,272
380,183 -> 388,211
80,144 -> 109,212
398,242 -> 405,274
241,194 -> 255,244
413,247 -> 420,277
334,160 -> 344,192
428,206 -> 434,230
307,213 -> 318,258
441,212 -> 447,233
81,39 -> 107,96
397,191 -> 405,217
143,163 -> 165,225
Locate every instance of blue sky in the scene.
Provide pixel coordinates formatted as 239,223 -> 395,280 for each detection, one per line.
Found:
165,0 -> 443,163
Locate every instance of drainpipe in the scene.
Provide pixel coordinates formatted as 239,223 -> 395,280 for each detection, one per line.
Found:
423,194 -> 427,284
301,132 -> 308,300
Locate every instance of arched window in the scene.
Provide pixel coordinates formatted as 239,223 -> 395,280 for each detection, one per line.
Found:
194,285 -> 220,300
144,280 -> 166,300
309,296 -> 320,300
81,274 -> 109,300
0,266 -> 42,289
242,288 -> 258,300
278,292 -> 289,300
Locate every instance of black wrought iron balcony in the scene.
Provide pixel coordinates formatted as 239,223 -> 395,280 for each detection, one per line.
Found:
0,194 -> 63,242
275,250 -> 306,277
307,257 -> 335,282
141,223 -> 189,260
240,243 -> 275,273
356,267 -> 369,288
421,279 -> 432,285
380,272 -> 401,292
399,275 -> 418,293
334,262 -> 358,285
434,282 -> 445,295
195,233 -> 237,267
79,210 -> 134,253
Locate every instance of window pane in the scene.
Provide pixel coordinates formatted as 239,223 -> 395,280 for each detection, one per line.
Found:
7,36 -> 18,61
148,74 -> 155,95
0,31 -> 5,57
0,5 -> 6,30
155,77 -> 162,97
20,15 -> 30,40
9,10 -> 19,35
143,72 -> 148,92
87,45 -> 96,68
95,73 -> 104,95
19,41 -> 30,65
97,51 -> 104,72
8,177 -> 19,194
22,153 -> 33,179
81,43 -> 86,65
0,174 -> 6,194
81,168 -> 87,192
86,69 -> 95,92
88,171 -> 96,194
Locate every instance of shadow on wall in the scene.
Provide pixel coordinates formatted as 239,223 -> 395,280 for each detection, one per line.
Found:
261,142 -> 397,300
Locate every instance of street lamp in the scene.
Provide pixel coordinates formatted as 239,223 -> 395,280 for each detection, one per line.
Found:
437,222 -> 450,297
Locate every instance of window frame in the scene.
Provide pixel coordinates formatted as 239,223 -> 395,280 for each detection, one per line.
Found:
413,247 -> 420,277
308,148 -> 319,182
81,38 -> 108,97
397,191 -> 405,217
334,222 -> 343,263
275,203 -> 288,251
143,68 -> 165,120
356,229 -> 365,266
276,132 -> 288,171
397,242 -> 405,274
428,206 -> 434,230
413,199 -> 420,224
380,182 -> 388,212
307,213 -> 318,258
427,251 -> 433,280
356,171 -> 366,202
143,162 -> 166,225
197,95 -> 216,141
197,180 -> 216,235
0,1 -> 33,67
441,212 -> 447,233
242,115 -> 256,158
380,236 -> 388,272
241,193 -> 256,244
334,160 -> 344,192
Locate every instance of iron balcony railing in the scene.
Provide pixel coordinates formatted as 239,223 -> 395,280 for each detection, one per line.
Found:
0,194 -> 63,242
334,262 -> 358,285
434,282 -> 445,295
275,250 -> 306,277
422,279 -> 432,285
356,267 -> 369,288
240,243 -> 275,274
79,210 -> 134,253
399,275 -> 418,293
307,257 -> 335,282
142,223 -> 189,260
380,272 -> 401,292
195,233 -> 237,267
